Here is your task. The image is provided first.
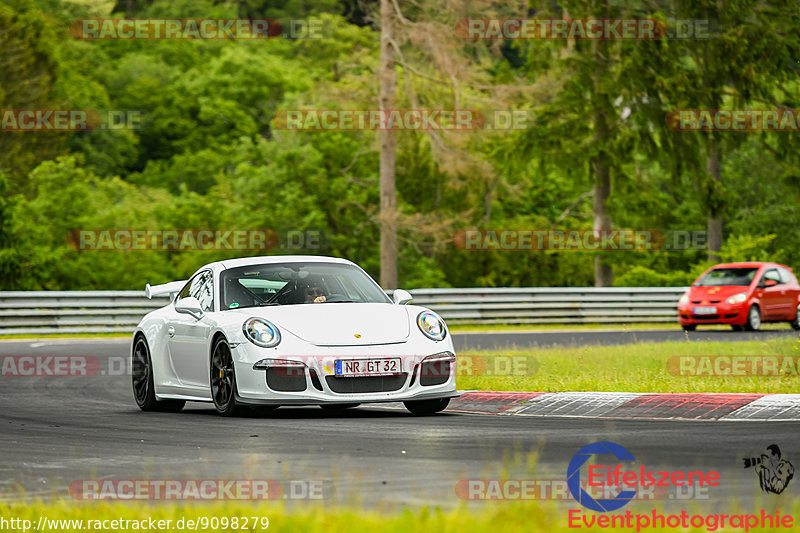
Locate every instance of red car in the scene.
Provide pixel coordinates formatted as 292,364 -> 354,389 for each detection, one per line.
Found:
678,262 -> 800,331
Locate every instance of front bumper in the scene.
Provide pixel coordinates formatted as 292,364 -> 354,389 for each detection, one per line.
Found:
678,303 -> 748,325
231,341 -> 458,405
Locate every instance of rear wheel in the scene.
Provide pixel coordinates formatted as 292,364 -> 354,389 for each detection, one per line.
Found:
791,305 -> 800,331
132,336 -> 185,412
681,325 -> 696,332
789,305 -> 800,329
404,398 -> 450,415
744,305 -> 761,331
210,337 -> 244,417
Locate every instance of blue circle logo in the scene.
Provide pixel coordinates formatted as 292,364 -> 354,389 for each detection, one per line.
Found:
567,441 -> 637,512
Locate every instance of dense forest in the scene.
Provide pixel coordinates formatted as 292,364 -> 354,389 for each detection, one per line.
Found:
1,0 -> 799,290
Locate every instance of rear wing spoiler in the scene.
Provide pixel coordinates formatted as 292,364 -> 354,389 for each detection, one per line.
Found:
145,280 -> 187,300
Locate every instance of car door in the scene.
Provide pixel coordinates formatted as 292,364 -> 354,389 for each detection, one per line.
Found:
755,269 -> 783,320
775,267 -> 798,319
168,270 -> 215,390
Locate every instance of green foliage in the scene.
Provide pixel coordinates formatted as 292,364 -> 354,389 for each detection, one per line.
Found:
1,0 -> 799,290
718,234 -> 779,263
615,265 -> 697,288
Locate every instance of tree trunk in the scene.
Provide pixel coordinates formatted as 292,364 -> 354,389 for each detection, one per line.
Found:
592,39 -> 613,287
706,139 -> 722,262
379,0 -> 398,288
593,156 -> 613,287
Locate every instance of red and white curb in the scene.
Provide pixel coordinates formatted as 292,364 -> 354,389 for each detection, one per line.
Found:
439,391 -> 800,420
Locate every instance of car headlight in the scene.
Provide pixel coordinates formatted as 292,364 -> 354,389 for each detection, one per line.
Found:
726,292 -> 747,304
417,311 -> 447,341
678,292 -> 689,305
243,318 -> 281,348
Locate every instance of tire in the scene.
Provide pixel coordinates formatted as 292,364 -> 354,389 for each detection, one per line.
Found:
791,305 -> 800,331
210,336 -> 244,417
682,325 -> 696,332
131,335 -> 185,412
404,398 -> 450,415
320,403 -> 360,415
731,325 -> 744,332
744,305 -> 761,331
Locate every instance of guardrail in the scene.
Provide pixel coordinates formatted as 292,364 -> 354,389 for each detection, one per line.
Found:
0,287 -> 686,335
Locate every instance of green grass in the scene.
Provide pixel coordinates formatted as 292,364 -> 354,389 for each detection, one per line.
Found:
458,338 -> 800,394
2,500 -> 797,533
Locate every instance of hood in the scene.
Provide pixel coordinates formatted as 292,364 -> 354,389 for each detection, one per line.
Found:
232,303 -> 411,346
687,285 -> 750,302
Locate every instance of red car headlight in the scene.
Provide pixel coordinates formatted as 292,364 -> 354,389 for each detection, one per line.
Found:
726,292 -> 747,304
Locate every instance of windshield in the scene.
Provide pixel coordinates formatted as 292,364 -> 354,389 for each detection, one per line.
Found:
694,268 -> 758,287
220,262 -> 390,310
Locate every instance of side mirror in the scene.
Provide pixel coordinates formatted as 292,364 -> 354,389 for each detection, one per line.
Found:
392,289 -> 413,305
765,279 -> 778,288
175,296 -> 204,319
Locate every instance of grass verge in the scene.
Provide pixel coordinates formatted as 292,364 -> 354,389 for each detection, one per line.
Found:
449,322 -> 795,333
457,338 -> 800,394
2,500 -> 797,533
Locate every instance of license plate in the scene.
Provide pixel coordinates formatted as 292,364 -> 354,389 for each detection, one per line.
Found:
335,358 -> 401,377
693,306 -> 717,314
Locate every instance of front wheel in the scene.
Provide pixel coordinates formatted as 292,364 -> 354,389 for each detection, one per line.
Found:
404,398 -> 450,415
791,305 -> 800,331
682,325 -> 696,332
744,305 -> 761,331
210,337 -> 244,417
731,325 -> 744,332
132,336 -> 185,412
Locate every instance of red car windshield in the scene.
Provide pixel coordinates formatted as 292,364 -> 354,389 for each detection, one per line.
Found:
694,268 -> 758,287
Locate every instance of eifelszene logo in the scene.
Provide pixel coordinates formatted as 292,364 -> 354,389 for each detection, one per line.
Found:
567,442 -> 638,512
743,444 -> 794,494
567,441 -> 721,512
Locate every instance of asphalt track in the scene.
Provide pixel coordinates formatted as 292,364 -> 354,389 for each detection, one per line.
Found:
1,336 -> 798,509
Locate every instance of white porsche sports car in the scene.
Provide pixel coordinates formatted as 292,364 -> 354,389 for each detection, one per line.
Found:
132,256 -> 457,416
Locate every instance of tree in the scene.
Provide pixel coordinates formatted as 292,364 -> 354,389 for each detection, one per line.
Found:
378,0 -> 397,288
648,0 -> 800,261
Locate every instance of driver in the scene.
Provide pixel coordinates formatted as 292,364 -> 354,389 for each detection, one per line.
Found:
303,283 -> 327,303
